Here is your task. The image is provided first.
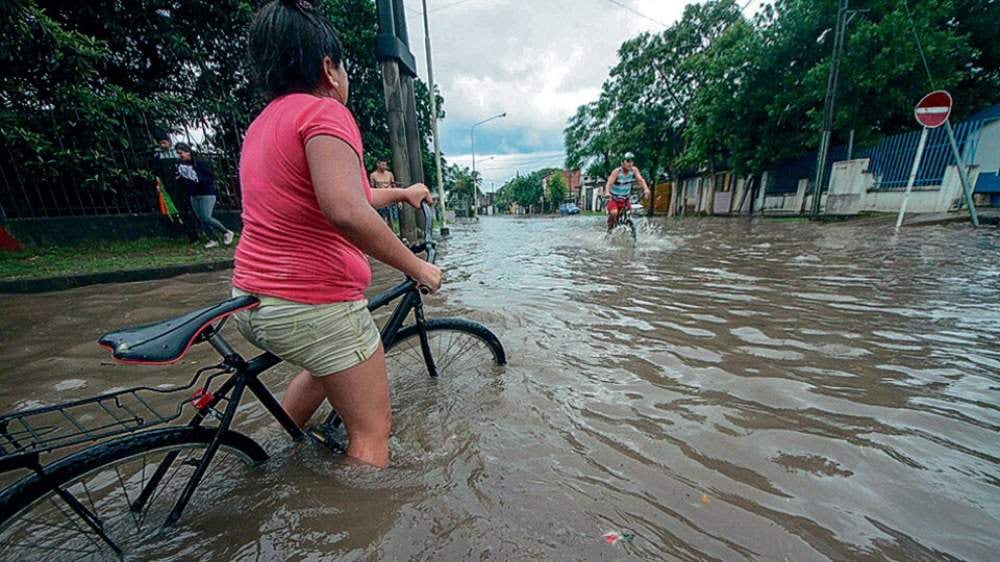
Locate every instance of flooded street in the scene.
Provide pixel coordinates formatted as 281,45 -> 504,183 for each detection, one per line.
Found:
2,215 -> 999,560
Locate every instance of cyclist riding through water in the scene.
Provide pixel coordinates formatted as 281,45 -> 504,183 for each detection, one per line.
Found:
604,152 -> 651,233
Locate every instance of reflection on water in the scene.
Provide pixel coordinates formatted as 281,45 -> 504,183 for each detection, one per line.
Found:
1,215 -> 998,560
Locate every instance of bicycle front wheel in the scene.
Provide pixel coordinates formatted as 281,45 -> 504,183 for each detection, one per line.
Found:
386,318 -> 506,378
0,427 -> 267,561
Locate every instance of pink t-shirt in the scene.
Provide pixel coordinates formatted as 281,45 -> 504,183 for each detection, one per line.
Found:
233,94 -> 373,304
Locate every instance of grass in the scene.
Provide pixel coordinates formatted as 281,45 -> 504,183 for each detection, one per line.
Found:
0,237 -> 234,282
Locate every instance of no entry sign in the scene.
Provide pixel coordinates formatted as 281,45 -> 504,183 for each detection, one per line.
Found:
914,90 -> 952,128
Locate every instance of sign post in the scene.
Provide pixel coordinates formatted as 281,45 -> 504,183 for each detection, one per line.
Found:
896,90 -> 972,230
943,121 -> 979,227
895,126 -> 931,231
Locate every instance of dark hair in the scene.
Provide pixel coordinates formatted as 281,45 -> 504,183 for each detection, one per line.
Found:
249,0 -> 344,100
174,142 -> 197,162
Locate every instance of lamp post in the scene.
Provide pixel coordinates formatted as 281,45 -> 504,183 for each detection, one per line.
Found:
471,112 -> 506,217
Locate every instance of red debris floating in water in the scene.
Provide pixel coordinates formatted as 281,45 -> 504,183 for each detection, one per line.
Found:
602,531 -> 634,545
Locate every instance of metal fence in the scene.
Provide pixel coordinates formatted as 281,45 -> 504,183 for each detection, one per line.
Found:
0,111 -> 243,221
764,118 -> 985,195
861,120 -> 979,190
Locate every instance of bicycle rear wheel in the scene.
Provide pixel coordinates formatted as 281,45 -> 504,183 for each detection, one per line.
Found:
0,427 -> 267,561
386,318 -> 506,378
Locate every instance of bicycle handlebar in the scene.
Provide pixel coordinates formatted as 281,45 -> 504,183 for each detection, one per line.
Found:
416,201 -> 436,295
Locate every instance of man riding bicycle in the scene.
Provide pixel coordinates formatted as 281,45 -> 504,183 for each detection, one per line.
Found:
604,152 -> 651,233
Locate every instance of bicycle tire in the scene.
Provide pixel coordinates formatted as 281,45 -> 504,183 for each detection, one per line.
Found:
0,427 -> 267,561
386,318 -> 507,377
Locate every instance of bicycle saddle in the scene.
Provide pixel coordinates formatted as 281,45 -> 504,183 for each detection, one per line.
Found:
98,296 -> 259,365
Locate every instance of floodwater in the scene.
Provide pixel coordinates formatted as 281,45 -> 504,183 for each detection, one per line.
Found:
1,215 -> 999,561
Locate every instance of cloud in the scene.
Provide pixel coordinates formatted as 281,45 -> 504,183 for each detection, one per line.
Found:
401,0 -> 768,183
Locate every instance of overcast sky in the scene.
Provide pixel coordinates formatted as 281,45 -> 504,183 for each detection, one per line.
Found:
399,0 -> 767,190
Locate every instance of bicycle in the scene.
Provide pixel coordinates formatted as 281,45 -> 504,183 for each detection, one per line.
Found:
0,203 -> 506,560
606,195 -> 637,242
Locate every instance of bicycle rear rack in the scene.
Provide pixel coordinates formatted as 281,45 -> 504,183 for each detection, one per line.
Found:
0,364 -> 232,460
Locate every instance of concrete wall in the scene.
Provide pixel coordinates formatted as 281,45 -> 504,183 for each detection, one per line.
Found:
713,190 -> 732,214
825,158 -> 979,215
762,178 -> 808,213
5,211 -> 242,247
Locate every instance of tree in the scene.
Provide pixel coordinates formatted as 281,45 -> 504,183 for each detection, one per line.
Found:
546,173 -> 568,209
565,0 -> 744,213
443,163 -> 475,217
498,171 -> 544,213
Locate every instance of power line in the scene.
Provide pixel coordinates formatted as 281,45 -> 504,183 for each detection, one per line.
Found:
450,152 -> 566,163
470,155 -> 567,168
406,0 -> 480,19
899,0 -> 936,89
477,153 -> 566,162
603,0 -> 668,27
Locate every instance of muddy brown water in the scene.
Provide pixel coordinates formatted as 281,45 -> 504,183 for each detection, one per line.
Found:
1,216 -> 998,561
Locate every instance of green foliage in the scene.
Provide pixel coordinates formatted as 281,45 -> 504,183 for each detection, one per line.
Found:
546,172 -> 568,204
496,169 -> 558,211
442,163 -> 475,216
565,1 -> 742,181
444,163 -> 475,198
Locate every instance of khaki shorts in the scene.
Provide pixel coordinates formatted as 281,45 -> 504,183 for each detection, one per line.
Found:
231,288 -> 381,376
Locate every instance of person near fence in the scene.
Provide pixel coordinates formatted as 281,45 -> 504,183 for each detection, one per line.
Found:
150,133 -> 200,243
232,0 -> 442,468
174,142 -> 234,248
369,159 -> 398,226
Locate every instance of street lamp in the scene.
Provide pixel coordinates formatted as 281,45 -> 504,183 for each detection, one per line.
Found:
471,113 -> 505,173
469,111 -> 507,217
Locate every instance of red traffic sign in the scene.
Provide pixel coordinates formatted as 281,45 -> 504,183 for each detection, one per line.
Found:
914,90 -> 952,128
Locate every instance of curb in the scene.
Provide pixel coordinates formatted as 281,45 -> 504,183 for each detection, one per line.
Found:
0,259 -> 234,295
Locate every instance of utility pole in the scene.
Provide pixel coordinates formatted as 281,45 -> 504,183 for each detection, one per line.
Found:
420,0 -> 448,235
809,0 -> 849,218
375,0 -> 424,242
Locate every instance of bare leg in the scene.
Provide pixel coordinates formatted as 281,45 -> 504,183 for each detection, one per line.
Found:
281,370 -> 327,427
607,209 -> 619,231
317,345 -> 391,468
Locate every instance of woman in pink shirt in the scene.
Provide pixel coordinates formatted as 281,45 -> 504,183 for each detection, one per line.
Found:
233,0 -> 442,467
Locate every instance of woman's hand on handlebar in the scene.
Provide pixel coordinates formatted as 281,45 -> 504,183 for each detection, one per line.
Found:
402,183 -> 434,208
412,262 -> 443,294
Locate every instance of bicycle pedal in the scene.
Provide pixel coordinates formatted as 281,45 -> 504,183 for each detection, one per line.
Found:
307,424 -> 346,455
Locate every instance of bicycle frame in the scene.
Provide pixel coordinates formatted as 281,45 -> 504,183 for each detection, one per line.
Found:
149,202 -> 439,527
616,201 -> 633,227
150,270 -> 437,527
2,204 -> 441,546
